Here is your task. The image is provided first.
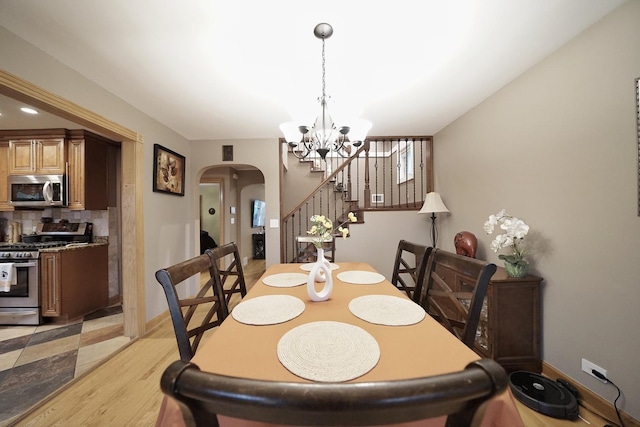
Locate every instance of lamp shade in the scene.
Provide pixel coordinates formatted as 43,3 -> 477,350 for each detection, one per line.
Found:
279,122 -> 302,143
418,192 -> 450,214
347,119 -> 372,143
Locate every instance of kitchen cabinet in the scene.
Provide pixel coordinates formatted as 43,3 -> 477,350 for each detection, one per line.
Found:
6,129 -> 67,175
66,129 -> 115,210
0,141 -> 12,211
40,245 -> 109,321
0,128 -> 117,211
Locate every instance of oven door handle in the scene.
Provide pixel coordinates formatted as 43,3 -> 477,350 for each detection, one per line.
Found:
13,262 -> 37,268
0,310 -> 38,317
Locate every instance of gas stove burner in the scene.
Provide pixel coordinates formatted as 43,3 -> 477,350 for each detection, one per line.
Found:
0,241 -> 70,250
34,241 -> 70,249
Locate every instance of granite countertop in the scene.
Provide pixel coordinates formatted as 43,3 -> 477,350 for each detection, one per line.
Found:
39,242 -> 108,253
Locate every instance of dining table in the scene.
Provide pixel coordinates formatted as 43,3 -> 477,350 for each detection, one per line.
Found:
155,261 -> 524,427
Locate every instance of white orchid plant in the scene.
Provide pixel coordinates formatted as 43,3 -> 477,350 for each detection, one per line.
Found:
307,212 -> 357,249
483,209 -> 530,266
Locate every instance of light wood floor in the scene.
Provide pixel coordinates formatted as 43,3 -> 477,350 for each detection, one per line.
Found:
13,259 -> 617,427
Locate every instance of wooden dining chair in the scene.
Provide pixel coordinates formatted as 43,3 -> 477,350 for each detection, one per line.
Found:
391,240 -> 432,302
161,358 -> 508,427
155,254 -> 229,361
207,242 -> 247,306
295,235 -> 335,262
420,249 -> 496,348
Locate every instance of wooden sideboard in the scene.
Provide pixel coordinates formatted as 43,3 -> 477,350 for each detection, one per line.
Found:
473,267 -> 542,373
430,260 -> 542,373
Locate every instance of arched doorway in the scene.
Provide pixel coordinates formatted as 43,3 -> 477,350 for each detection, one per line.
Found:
199,164 -> 265,266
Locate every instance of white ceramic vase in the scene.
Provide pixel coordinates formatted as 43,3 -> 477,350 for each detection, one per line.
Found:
306,247 -> 333,301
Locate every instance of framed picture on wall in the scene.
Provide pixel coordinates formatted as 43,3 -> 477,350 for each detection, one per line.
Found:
223,145 -> 233,161
153,144 -> 185,196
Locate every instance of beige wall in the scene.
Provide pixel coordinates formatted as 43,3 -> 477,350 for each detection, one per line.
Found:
282,151 -> 327,216
435,1 -> 640,418
2,2 -> 639,418
190,139 -> 280,267
0,26 -> 193,325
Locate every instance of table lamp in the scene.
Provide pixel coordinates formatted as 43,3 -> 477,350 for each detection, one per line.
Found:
418,192 -> 450,247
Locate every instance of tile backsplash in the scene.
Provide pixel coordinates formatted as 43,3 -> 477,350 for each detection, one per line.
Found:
0,208 -> 110,242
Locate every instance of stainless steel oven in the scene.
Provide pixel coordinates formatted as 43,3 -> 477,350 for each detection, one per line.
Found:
0,223 -> 93,325
0,248 -> 41,325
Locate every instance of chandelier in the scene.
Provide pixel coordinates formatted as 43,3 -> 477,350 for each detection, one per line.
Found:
280,23 -> 372,160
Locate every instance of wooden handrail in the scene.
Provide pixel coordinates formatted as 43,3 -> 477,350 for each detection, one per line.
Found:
280,136 -> 433,263
282,142 -> 370,220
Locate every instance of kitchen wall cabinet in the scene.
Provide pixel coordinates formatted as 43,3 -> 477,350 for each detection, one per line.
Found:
40,245 -> 109,321
6,129 -> 67,175
0,128 -> 117,211
66,129 -> 115,210
0,142 -> 12,211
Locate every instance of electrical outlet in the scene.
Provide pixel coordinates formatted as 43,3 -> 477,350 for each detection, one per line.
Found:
581,358 -> 607,383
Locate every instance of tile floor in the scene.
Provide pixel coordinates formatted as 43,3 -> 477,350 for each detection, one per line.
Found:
0,305 -> 131,425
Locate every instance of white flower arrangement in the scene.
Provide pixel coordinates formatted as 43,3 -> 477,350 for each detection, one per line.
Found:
483,209 -> 529,266
307,212 -> 357,249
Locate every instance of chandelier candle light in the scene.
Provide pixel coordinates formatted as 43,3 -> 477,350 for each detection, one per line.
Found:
280,23 -> 372,160
484,209 -> 530,278
306,212 -> 357,301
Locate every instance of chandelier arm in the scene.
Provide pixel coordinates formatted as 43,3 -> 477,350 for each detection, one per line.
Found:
288,143 -> 307,160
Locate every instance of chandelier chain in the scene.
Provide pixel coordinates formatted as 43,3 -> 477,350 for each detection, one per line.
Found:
321,37 -> 326,98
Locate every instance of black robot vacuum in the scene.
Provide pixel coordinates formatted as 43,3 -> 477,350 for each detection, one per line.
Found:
509,371 -> 579,420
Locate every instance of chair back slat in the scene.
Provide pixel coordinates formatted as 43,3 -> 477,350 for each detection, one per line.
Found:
161,358 -> 507,427
391,240 -> 432,301
207,243 -> 247,306
155,253 -> 229,361
420,249 -> 496,348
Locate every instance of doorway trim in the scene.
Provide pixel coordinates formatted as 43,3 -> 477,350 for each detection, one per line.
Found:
0,68 -> 145,337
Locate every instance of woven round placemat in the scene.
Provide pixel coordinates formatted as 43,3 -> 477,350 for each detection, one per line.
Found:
231,295 -> 305,325
337,270 -> 385,285
262,272 -> 308,288
299,262 -> 340,272
277,321 -> 380,382
348,295 -> 426,326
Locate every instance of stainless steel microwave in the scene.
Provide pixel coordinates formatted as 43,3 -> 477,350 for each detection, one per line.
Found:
8,175 -> 67,207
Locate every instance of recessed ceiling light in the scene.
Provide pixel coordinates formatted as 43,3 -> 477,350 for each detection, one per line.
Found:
20,107 -> 38,114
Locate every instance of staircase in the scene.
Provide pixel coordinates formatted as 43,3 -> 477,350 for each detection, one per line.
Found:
280,136 -> 434,263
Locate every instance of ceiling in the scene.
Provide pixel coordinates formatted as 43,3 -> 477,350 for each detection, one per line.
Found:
0,0 -> 626,140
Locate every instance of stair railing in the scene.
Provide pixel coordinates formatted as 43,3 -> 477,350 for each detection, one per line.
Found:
280,136 -> 433,263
